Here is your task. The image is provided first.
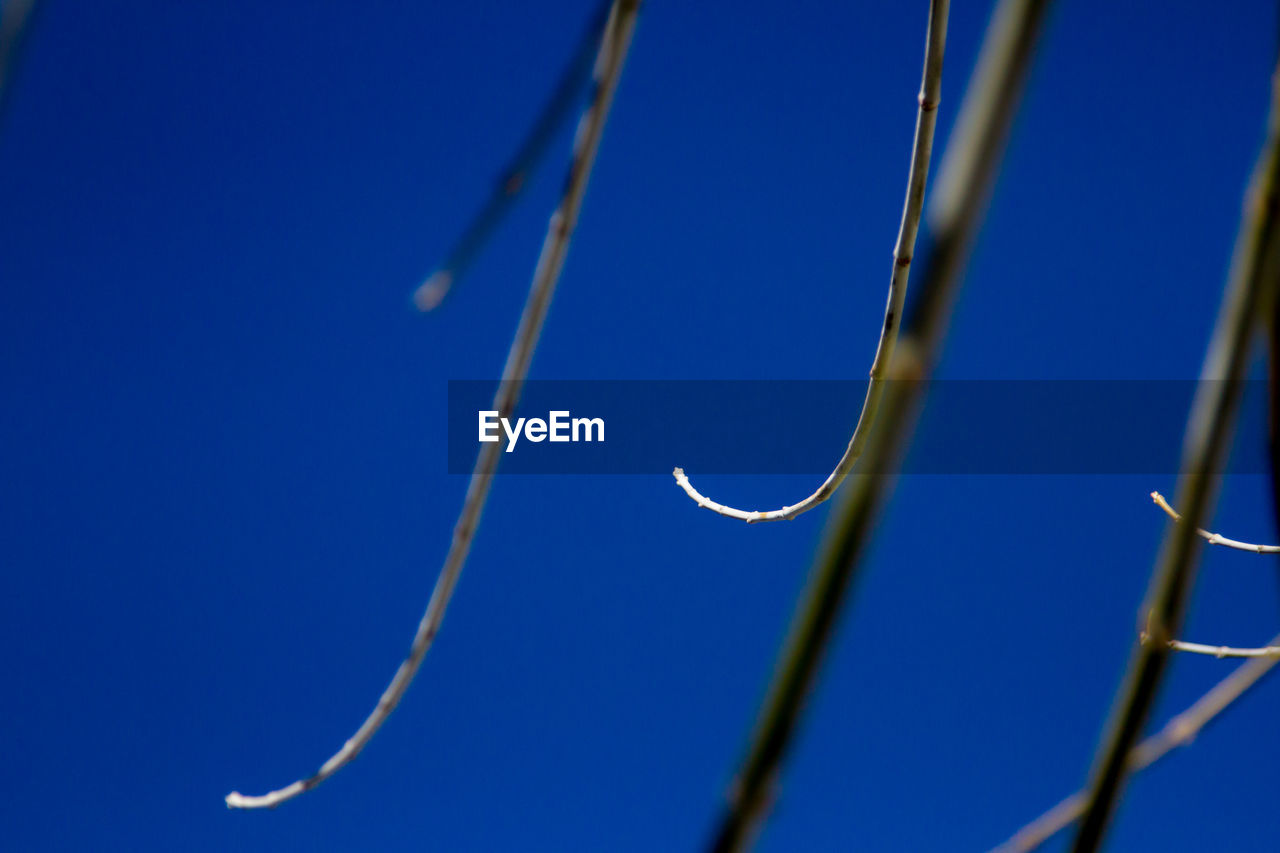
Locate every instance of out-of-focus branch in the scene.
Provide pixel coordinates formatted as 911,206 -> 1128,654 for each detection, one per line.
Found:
1070,60 -> 1280,853
673,0 -> 950,523
705,1 -> 1053,849
989,632 -> 1280,853
1151,491 -> 1280,553
225,0 -> 640,809
411,0 -> 614,311
0,0 -> 40,128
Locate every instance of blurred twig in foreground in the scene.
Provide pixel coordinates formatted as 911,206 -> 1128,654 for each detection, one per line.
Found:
705,1 -> 1052,849
1070,55 -> 1280,853
990,636 -> 1280,853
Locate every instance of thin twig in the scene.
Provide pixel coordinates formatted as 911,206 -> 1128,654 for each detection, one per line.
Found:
706,1 -> 1051,849
1164,638 -> 1280,658
672,0 -> 948,524
1151,491 -> 1280,553
1070,60 -> 1280,853
411,0 -> 613,311
225,0 -> 640,809
990,632 -> 1280,853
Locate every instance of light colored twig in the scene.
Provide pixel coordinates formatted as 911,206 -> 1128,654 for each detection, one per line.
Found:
411,0 -> 614,311
706,1 -> 1051,849
1150,491 -> 1280,553
1070,60 -> 1280,853
990,632 -> 1280,853
672,2 -> 948,524
1164,638 -> 1280,658
224,0 -> 640,809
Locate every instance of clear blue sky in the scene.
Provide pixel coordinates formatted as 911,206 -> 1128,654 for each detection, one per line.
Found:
3,1 -> 1279,850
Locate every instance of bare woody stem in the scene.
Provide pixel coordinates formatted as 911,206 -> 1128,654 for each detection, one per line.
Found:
1150,491 -> 1280,553
989,632 -> 1280,853
705,1 -> 1052,850
224,0 -> 640,809
672,0 -> 949,524
1070,60 -> 1280,853
1164,638 -> 1280,658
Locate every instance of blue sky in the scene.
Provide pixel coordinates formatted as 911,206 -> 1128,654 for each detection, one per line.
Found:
3,1 -> 1279,850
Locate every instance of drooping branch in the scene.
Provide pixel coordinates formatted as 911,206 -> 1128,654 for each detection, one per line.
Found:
989,632 -> 1280,853
225,0 -> 640,809
705,1 -> 1052,849
1069,60 -> 1280,853
411,0 -> 614,311
1151,491 -> 1280,553
673,0 -> 949,524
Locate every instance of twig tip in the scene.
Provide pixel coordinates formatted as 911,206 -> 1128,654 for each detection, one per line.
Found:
412,271 -> 453,312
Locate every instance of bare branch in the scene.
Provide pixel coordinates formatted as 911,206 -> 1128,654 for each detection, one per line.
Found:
1150,490 -> 1280,553
990,632 -> 1280,853
706,1 -> 1052,848
412,0 -> 614,311
673,0 -> 949,523
1165,638 -> 1280,658
1070,60 -> 1280,853
224,0 -> 640,809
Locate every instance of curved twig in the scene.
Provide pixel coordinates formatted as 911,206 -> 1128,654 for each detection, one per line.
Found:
1151,491 -> 1280,553
990,632 -> 1280,853
706,0 -> 1051,848
672,0 -> 949,523
411,0 -> 613,311
225,0 -> 640,809
1070,58 -> 1280,853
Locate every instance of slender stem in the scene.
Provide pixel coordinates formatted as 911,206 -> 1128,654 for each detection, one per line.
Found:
673,0 -> 950,524
1070,60 -> 1280,853
1151,491 -> 1280,553
1165,638 -> 1280,658
990,632 -> 1280,853
224,0 -> 640,809
705,2 -> 1052,849
411,0 -> 614,311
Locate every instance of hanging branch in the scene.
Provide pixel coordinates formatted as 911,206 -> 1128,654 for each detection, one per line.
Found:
705,1 -> 1051,849
672,0 -> 950,524
225,0 -> 640,809
411,0 -> 614,311
990,632 -> 1280,853
1069,60 -> 1280,853
1150,491 -> 1280,553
